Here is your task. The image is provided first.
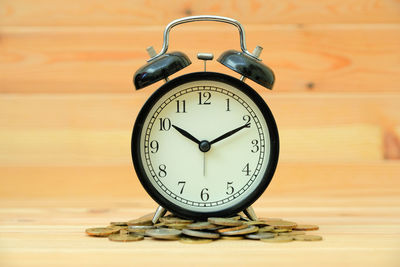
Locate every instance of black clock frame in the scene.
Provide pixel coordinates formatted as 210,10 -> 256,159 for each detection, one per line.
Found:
131,72 -> 279,220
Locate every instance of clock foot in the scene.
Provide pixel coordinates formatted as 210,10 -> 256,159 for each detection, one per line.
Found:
243,206 -> 258,221
152,206 -> 167,224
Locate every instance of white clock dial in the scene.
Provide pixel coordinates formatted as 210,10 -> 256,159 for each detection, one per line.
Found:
134,74 -> 277,215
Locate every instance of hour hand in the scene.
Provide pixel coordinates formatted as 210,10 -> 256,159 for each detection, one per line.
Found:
210,122 -> 250,145
172,124 -> 201,145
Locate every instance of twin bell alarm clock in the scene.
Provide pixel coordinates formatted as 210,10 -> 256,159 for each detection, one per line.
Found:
131,16 -> 279,223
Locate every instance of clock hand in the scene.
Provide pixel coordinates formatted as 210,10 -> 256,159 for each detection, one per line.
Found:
210,122 -> 251,145
172,124 -> 201,145
203,153 -> 206,176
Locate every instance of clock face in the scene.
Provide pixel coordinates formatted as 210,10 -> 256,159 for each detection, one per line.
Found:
132,72 -> 279,219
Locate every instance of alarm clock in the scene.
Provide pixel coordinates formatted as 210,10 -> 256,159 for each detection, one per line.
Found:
131,16 -> 279,222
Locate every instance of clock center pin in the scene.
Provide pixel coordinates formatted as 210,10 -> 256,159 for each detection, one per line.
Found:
199,140 -> 211,152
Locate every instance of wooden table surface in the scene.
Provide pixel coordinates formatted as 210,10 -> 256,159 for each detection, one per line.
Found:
1,196 -> 399,267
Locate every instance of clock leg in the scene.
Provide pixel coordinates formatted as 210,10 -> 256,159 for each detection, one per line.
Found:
243,206 -> 258,221
152,206 -> 167,224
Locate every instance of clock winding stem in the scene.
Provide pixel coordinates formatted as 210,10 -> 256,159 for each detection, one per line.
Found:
197,53 -> 214,72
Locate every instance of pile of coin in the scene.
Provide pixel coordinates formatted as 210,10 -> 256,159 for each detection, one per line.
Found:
85,213 -> 322,243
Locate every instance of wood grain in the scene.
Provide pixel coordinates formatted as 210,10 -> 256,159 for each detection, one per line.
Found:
1,25 -> 399,93
2,93 -> 400,129
1,93 -> 399,166
0,198 -> 399,267
1,0 -> 400,26
0,162 -> 399,199
0,126 -> 383,165
1,2 -> 399,266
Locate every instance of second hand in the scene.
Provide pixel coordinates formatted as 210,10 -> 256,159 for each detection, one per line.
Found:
203,152 -> 206,176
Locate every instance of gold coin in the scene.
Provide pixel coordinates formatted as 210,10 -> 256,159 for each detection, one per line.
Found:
165,223 -> 189,230
127,213 -> 154,226
259,217 -> 282,221
108,233 -> 144,242
294,224 -> 319,231
85,227 -> 119,237
206,225 -> 225,231
246,232 -> 275,240
186,221 -> 217,230
146,228 -> 182,240
110,222 -> 128,226
128,225 -> 155,235
179,236 -> 214,244
258,226 -> 274,232
182,229 -> 220,239
279,231 -> 306,236
260,236 -> 294,243
120,229 -> 129,235
272,228 -> 292,233
153,222 -> 165,227
244,220 -> 270,226
160,217 -> 194,225
128,225 -> 154,230
221,225 -> 259,236
208,217 -> 244,226
294,235 -> 323,241
227,215 -> 241,220
217,224 -> 248,233
108,225 -> 128,231
221,236 -> 244,240
263,220 -> 297,230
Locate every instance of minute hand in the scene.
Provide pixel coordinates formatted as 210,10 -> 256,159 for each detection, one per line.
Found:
210,123 -> 250,145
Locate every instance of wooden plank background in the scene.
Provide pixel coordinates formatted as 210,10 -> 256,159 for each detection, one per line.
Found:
1,0 -> 400,199
2,0 -> 400,25
1,25 -> 400,93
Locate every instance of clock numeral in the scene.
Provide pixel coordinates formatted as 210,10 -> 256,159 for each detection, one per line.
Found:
200,188 -> 209,201
176,100 -> 186,113
242,163 -> 251,176
178,181 -> 186,194
243,115 -> 251,125
158,164 -> 167,177
198,92 -> 211,105
226,98 -> 230,111
150,140 -> 159,153
226,181 -> 234,195
159,118 -> 171,131
251,139 -> 259,153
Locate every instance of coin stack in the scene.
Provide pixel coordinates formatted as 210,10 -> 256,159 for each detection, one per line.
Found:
85,213 -> 322,243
